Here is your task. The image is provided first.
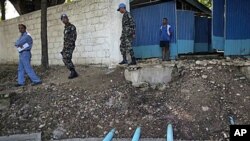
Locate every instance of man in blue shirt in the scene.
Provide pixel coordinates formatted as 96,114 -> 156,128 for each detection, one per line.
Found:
160,18 -> 172,61
15,24 -> 42,87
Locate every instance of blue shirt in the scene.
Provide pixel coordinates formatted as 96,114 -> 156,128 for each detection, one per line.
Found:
160,24 -> 172,41
15,32 -> 33,51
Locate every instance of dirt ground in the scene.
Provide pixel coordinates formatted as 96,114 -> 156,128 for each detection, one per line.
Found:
0,59 -> 250,140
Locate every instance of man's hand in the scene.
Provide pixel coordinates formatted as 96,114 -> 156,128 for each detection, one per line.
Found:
16,46 -> 23,49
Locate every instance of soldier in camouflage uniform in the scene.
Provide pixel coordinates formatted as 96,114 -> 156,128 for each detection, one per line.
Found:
117,3 -> 137,65
61,14 -> 78,79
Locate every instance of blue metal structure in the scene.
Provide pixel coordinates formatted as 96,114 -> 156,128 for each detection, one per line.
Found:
131,1 -> 177,59
224,0 -> 250,56
131,0 -> 212,59
212,0 -> 225,51
195,16 -> 212,53
177,10 -> 195,54
212,0 -> 250,56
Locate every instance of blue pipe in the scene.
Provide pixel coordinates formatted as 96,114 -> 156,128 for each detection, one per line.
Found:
132,127 -> 141,141
166,124 -> 173,141
103,128 -> 115,141
229,116 -> 235,125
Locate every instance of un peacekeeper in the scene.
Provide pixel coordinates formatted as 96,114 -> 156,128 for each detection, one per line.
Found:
117,3 -> 137,65
60,14 -> 78,79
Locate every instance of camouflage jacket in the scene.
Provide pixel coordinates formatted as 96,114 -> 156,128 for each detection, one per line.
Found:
64,23 -> 77,47
121,11 -> 136,39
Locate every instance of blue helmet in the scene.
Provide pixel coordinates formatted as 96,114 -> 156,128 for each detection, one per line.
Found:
117,3 -> 126,11
61,13 -> 68,20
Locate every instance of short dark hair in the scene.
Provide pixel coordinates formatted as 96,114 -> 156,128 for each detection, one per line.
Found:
163,18 -> 168,21
18,24 -> 26,29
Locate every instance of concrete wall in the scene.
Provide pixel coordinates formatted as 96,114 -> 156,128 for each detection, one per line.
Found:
0,0 -> 129,67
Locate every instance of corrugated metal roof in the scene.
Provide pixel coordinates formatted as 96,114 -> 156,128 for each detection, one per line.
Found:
184,0 -> 211,15
130,0 -> 211,15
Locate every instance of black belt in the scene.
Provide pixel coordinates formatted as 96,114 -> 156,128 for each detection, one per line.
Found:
20,50 -> 31,53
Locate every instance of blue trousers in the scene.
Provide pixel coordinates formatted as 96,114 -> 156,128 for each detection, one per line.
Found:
18,51 -> 41,85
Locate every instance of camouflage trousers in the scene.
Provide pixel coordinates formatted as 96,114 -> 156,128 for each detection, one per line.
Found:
120,37 -> 135,57
61,46 -> 75,71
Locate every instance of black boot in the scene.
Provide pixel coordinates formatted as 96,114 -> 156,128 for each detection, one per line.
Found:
129,57 -> 137,65
68,68 -> 78,79
119,55 -> 128,65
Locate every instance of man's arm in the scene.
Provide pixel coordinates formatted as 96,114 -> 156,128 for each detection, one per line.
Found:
15,34 -> 31,47
15,34 -> 32,50
128,13 -> 136,37
159,26 -> 162,36
70,25 -> 77,43
169,27 -> 173,37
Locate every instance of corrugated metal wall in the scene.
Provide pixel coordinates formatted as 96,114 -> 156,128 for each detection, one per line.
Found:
195,17 -> 209,43
131,1 -> 177,59
224,0 -> 250,55
226,0 -> 250,40
212,0 -> 225,50
194,16 -> 212,53
212,0 -> 224,37
177,10 -> 195,54
208,18 -> 212,51
131,2 -> 177,45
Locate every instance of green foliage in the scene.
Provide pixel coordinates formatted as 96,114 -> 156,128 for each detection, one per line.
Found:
65,0 -> 73,3
198,0 -> 212,9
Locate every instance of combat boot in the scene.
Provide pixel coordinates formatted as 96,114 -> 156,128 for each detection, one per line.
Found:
119,55 -> 128,65
68,68 -> 78,79
128,57 -> 137,65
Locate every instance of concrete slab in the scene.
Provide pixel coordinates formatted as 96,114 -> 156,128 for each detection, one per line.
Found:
124,64 -> 174,85
0,133 -> 41,141
240,66 -> 250,79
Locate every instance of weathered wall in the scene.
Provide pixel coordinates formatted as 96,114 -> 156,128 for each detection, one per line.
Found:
0,0 -> 129,67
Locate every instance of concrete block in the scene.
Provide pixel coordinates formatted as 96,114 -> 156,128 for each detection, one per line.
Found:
91,18 -> 99,25
105,50 -> 111,58
80,52 -> 88,58
55,37 -> 63,43
98,3 -> 108,9
95,38 -> 105,44
96,51 -> 105,58
95,24 -> 104,31
84,46 -> 93,52
87,52 -> 96,58
99,16 -> 107,22
86,11 -> 94,19
0,133 -> 41,141
54,43 -> 61,49
79,39 -> 86,46
125,65 -> 174,85
240,66 -> 250,79
92,45 -> 103,51
77,58 -> 86,64
90,3 -> 98,10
